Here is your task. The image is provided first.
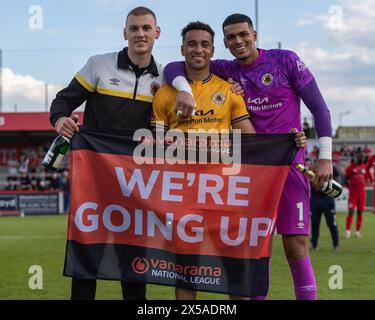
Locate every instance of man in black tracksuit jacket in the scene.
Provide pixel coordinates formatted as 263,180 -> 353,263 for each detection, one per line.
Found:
49,7 -> 190,300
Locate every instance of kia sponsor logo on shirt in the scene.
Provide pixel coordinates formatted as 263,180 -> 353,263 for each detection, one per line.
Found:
247,97 -> 270,105
247,97 -> 283,112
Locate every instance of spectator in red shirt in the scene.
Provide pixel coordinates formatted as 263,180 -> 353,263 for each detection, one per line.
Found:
309,145 -> 319,159
367,154 -> 375,213
332,147 -> 342,159
345,153 -> 371,239
363,145 -> 372,157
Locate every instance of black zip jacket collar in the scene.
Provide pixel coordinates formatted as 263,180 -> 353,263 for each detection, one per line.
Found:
118,47 -> 159,77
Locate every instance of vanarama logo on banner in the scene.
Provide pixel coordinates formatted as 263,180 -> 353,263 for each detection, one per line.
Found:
132,257 -> 149,275
132,257 -> 222,285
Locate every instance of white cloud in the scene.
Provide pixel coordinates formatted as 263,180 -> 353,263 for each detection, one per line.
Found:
295,43 -> 374,89
296,43 -> 353,70
293,0 -> 375,124
294,42 -> 375,130
297,11 -> 330,28
294,0 -> 375,131
301,80 -> 375,129
302,102 -> 375,129
2,68 -> 64,112
322,86 -> 375,104
298,0 -> 375,52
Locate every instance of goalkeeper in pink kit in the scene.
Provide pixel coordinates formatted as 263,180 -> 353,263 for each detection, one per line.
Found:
164,14 -> 333,300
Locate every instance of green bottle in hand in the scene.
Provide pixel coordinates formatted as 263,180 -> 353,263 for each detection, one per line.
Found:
296,163 -> 343,198
42,115 -> 79,170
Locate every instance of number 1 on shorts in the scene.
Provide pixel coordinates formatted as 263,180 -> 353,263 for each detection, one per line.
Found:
297,202 -> 304,222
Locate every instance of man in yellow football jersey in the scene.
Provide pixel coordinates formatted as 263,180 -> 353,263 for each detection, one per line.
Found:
152,21 -> 255,135
152,21 -> 254,301
152,21 -> 305,300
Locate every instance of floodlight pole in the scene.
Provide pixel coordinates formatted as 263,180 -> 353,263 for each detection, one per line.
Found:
255,0 -> 259,46
339,111 -> 351,127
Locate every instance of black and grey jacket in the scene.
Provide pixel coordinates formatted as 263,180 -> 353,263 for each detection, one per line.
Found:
50,47 -> 164,130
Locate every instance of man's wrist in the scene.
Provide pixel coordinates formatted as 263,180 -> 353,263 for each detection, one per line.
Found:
172,76 -> 193,95
54,117 -> 66,128
318,137 -> 332,160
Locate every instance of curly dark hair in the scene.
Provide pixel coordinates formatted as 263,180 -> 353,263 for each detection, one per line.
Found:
181,21 -> 215,42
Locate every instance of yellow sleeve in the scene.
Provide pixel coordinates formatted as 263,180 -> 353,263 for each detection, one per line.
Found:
230,92 -> 249,125
75,56 -> 96,92
151,86 -> 171,130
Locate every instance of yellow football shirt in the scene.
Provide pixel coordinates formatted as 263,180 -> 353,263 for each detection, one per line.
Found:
152,74 -> 249,132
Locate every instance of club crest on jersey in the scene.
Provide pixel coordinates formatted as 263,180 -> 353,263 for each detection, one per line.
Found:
262,74 -> 273,86
212,92 -> 226,104
150,82 -> 161,96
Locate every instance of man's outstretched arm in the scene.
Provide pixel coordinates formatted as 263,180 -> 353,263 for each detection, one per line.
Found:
164,61 -> 195,118
50,78 -> 89,139
300,78 -> 333,190
50,56 -> 98,139
164,60 -> 236,118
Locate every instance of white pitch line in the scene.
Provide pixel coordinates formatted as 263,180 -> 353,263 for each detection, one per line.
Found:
0,236 -> 65,240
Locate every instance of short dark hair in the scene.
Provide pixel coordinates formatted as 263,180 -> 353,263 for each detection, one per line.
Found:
181,21 -> 215,42
126,6 -> 157,24
222,14 -> 254,30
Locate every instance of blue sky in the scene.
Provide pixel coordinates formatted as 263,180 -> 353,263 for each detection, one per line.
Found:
1,0 -> 331,82
1,0 -> 374,130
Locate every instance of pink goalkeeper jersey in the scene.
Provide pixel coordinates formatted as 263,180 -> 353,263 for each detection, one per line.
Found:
210,49 -> 314,163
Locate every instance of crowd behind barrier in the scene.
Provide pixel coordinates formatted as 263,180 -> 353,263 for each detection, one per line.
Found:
306,144 -> 374,187
1,144 -> 374,191
1,143 -> 70,192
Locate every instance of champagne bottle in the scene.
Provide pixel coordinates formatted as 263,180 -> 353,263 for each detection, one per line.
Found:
296,163 -> 343,198
42,115 -> 79,170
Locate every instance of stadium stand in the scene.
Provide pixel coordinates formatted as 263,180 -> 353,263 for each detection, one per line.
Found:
0,112 -> 83,215
1,113 -> 374,213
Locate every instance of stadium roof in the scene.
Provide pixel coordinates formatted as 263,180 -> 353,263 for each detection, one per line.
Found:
0,112 -> 84,132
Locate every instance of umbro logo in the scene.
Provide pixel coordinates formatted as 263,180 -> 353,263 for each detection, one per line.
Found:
109,78 -> 120,86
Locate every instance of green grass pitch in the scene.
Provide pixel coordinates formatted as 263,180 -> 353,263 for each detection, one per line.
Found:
0,212 -> 374,300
